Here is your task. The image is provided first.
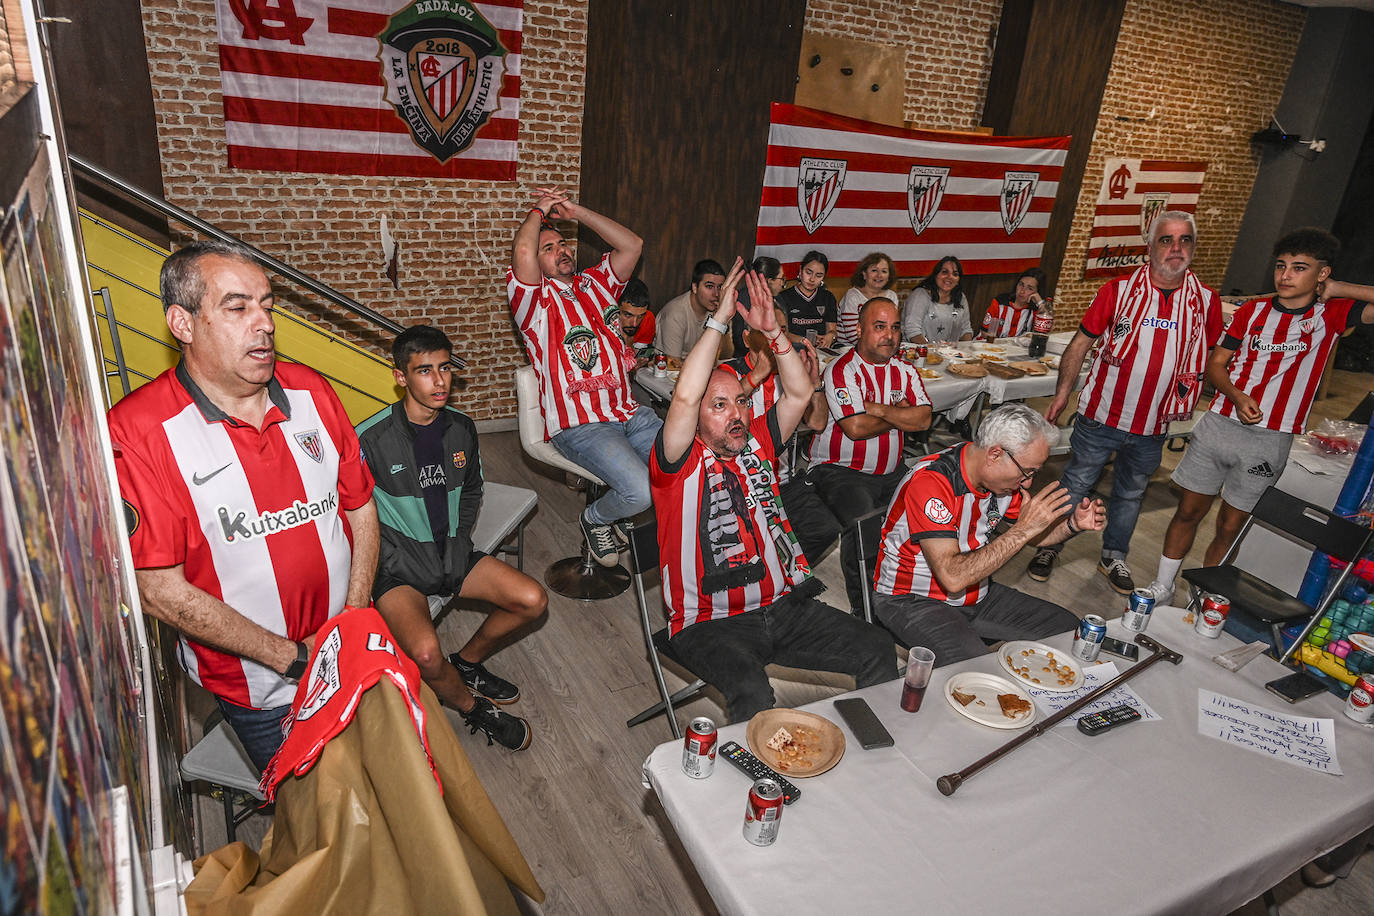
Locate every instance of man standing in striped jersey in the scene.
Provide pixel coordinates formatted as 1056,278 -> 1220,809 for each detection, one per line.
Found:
508,189 -> 660,567
109,241 -> 379,770
1032,211 -> 1223,594
1143,229 -> 1374,603
651,263 -> 895,723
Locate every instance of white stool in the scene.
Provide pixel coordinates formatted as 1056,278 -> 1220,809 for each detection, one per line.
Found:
515,366 -> 630,599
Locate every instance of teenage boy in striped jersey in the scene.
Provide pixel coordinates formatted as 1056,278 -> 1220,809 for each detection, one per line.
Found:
651,261 -> 895,724
1144,229 -> 1374,603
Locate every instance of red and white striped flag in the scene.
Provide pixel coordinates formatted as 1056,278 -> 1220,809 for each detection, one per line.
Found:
213,0 -> 522,179
1084,158 -> 1207,279
755,104 -> 1070,277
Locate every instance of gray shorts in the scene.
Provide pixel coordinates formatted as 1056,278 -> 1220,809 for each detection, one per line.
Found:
1171,411 -> 1292,512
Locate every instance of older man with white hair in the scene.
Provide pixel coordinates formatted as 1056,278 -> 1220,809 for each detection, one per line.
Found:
871,404 -> 1104,665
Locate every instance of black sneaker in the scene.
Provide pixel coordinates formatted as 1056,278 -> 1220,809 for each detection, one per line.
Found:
459,696 -> 531,751
1027,547 -> 1057,582
611,520 -> 631,547
451,654 -> 520,704
1097,557 -> 1134,595
580,509 -> 620,567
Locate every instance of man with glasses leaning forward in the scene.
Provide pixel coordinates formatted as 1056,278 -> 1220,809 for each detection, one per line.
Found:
870,404 -> 1104,666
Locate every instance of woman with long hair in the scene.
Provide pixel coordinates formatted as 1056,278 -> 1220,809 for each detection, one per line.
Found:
837,252 -> 898,347
981,267 -> 1049,339
902,255 -> 972,344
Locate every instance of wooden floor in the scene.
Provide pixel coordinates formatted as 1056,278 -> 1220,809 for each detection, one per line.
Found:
195,370 -> 1374,915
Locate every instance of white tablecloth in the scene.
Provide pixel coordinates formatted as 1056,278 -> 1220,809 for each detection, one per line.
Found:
644,610 -> 1374,916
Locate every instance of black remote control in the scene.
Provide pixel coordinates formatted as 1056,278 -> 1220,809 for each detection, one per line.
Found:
718,741 -> 800,805
1076,704 -> 1142,736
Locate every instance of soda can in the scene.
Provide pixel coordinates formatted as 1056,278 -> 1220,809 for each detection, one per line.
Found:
1121,588 -> 1156,633
1072,614 -> 1107,662
1345,673 -> 1374,725
743,778 -> 784,846
1194,593 -> 1230,639
681,716 -> 717,779
917,345 -> 929,359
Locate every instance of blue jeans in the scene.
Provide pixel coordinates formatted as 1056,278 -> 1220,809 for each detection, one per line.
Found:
551,406 -> 662,525
1048,414 -> 1165,559
216,698 -> 291,773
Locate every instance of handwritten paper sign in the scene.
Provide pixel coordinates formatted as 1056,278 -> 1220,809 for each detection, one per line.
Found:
1025,662 -> 1162,727
1197,690 -> 1342,775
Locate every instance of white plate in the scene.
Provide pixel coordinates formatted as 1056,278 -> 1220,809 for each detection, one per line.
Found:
945,672 -> 1035,729
997,640 -> 1084,692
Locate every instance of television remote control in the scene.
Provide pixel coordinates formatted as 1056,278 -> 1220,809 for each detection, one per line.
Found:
1076,704 -> 1142,736
718,741 -> 800,804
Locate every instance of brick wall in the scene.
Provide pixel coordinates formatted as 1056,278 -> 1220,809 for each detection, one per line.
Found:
1051,0 -> 1305,326
139,0 -> 588,422
1,0 -> 19,97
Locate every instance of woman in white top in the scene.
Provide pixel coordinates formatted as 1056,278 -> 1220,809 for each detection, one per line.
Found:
902,255 -> 972,343
836,251 -> 899,347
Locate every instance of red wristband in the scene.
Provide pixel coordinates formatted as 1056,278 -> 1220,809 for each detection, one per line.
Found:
768,334 -> 793,355
529,206 -> 546,221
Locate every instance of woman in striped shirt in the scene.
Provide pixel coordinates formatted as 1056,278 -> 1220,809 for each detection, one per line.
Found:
837,252 -> 899,347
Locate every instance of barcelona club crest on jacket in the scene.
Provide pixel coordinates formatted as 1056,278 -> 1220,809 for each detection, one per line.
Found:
378,0 -> 510,164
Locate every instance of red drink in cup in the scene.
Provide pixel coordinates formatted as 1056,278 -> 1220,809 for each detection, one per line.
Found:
900,681 -> 927,712
901,647 -> 936,713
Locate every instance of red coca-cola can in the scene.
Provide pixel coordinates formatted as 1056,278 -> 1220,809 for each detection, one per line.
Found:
1195,593 -> 1230,639
1345,673 -> 1374,725
682,716 -> 717,778
917,345 -> 929,359
743,778 -> 784,846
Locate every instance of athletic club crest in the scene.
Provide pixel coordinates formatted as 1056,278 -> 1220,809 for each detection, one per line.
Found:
563,325 -> 600,372
907,165 -> 949,235
294,429 -> 324,463
1000,171 -> 1040,235
378,0 -> 509,164
1140,193 -> 1170,242
797,157 -> 847,234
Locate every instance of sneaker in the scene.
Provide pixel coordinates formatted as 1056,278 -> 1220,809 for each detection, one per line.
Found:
1140,580 -> 1175,606
580,510 -> 620,567
1097,557 -> 1135,595
611,520 -> 631,547
459,696 -> 531,751
450,654 -> 520,704
1027,548 -> 1057,582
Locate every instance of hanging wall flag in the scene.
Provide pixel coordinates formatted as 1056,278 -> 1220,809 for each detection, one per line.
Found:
1084,158 -> 1207,278
213,0 -> 523,179
754,104 -> 1071,277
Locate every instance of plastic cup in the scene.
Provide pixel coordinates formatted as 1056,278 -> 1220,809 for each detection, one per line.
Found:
900,647 -> 936,712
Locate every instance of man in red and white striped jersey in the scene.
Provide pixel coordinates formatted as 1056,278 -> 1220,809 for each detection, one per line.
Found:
809,299 -> 933,612
652,263 -> 895,723
1144,228 -> 1374,602
1032,211 -> 1223,594
508,188 -> 660,567
872,405 -> 1101,665
108,241 -> 379,770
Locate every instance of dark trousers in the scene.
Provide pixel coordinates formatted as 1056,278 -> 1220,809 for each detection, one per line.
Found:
216,697 -> 292,773
810,463 -> 908,612
780,475 -> 842,567
871,581 -> 1078,668
667,590 -> 898,724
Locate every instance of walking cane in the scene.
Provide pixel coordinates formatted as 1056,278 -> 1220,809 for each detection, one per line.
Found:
936,633 -> 1184,796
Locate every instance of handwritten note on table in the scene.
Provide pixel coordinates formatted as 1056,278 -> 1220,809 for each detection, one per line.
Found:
1197,690 -> 1342,776
1025,662 -> 1162,727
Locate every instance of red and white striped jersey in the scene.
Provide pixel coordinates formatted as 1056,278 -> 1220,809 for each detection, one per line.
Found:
874,444 -> 1021,606
508,254 -> 638,439
1077,274 -> 1223,436
837,288 -> 898,347
108,362 -> 375,710
720,359 -> 798,484
981,295 -> 1034,338
1211,296 -> 1357,434
809,348 -> 931,474
650,408 -> 811,636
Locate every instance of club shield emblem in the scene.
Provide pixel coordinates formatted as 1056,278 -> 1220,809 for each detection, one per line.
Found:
1140,193 -> 1171,242
907,165 -> 950,236
378,1 -> 509,164
1000,171 -> 1040,236
563,325 -> 600,372
294,429 -> 324,464
296,628 -> 342,721
797,157 -> 847,234
453,450 -> 467,469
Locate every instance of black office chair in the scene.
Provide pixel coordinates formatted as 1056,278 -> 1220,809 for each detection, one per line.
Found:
853,508 -> 888,626
621,519 -> 707,740
1181,485 -> 1372,662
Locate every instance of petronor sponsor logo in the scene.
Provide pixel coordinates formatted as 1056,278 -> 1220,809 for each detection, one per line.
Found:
217,491 -> 339,543
1140,316 -> 1179,330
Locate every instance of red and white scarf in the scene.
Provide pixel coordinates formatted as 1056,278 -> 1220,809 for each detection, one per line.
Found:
1101,265 -> 1209,423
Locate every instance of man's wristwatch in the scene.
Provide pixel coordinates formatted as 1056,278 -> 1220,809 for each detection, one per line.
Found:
703,316 -> 729,335
284,641 -> 309,680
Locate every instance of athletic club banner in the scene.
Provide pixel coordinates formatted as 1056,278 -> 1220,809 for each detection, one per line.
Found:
754,104 -> 1071,277
213,0 -> 523,179
1084,158 -> 1207,279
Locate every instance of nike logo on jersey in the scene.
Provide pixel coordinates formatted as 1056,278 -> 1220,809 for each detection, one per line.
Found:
390,463 -> 406,474
192,462 -> 233,486
1247,462 -> 1275,477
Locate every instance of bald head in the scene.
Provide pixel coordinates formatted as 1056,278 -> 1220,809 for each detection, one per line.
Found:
698,368 -> 751,456
857,298 -> 900,363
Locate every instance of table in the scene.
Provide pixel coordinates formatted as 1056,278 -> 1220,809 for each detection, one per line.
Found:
644,609 -> 1374,916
